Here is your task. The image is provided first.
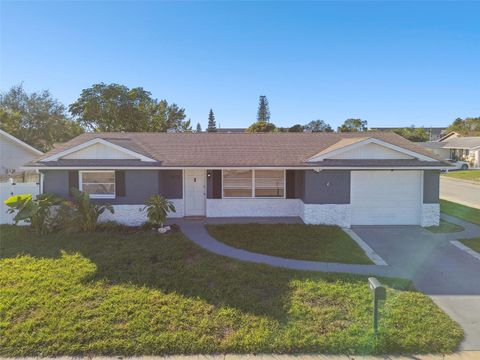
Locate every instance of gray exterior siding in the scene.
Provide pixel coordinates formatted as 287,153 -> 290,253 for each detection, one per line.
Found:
423,170 -> 440,204
42,170 -> 182,204
291,170 -> 305,199
114,170 -> 160,205
205,169 -> 348,204
158,170 -> 183,199
302,170 -> 351,204
43,170 -> 70,198
207,170 -> 214,199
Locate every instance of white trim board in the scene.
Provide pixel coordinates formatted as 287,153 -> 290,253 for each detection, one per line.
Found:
307,138 -> 439,162
41,138 -> 157,162
0,129 -> 43,155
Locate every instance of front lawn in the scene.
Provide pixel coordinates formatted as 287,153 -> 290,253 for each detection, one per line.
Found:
0,225 -> 462,355
440,199 -> 480,225
426,219 -> 464,234
205,224 -> 372,264
460,237 -> 480,253
442,170 -> 480,183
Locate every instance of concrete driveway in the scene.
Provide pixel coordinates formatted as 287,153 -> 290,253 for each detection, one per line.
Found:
353,215 -> 480,351
440,176 -> 480,209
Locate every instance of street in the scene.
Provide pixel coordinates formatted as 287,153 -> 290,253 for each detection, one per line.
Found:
440,177 -> 480,209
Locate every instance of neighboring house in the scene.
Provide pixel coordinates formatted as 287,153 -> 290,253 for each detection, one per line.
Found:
419,132 -> 480,168
371,127 -> 447,141
27,132 -> 448,227
0,129 -> 43,181
216,128 -> 246,133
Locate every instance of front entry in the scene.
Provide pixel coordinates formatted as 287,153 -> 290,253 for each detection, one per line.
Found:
184,169 -> 206,216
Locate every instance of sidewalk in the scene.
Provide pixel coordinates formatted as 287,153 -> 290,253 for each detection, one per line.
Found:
2,352 -> 479,360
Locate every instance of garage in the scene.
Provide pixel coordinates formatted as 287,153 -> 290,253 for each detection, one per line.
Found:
351,170 -> 422,225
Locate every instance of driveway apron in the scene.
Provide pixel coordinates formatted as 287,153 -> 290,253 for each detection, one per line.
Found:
352,215 -> 480,351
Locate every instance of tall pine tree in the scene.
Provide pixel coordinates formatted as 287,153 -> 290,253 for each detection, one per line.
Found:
256,95 -> 270,122
207,109 -> 217,132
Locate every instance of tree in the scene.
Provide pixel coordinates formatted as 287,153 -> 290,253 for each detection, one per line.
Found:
256,95 -> 270,122
446,117 -> 480,134
69,83 -> 190,132
304,120 -> 333,132
196,122 -> 202,132
338,118 -> 368,132
288,124 -> 304,132
393,126 -> 429,142
207,109 -> 217,132
0,84 -> 83,151
246,121 -> 276,133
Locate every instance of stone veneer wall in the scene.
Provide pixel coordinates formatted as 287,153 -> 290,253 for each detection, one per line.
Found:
420,203 -> 440,227
98,199 -> 184,226
206,199 -> 303,218
95,200 -> 438,228
301,204 -> 352,228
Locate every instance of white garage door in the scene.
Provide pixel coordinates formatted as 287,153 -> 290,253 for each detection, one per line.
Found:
351,171 -> 422,225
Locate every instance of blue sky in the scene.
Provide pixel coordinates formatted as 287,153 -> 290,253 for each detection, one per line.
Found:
1,1 -> 479,130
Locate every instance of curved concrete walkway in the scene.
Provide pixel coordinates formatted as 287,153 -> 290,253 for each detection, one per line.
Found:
174,215 -> 480,279
174,216 -> 480,350
175,217 -> 399,277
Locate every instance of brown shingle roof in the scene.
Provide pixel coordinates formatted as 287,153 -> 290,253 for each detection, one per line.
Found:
30,132 -> 447,168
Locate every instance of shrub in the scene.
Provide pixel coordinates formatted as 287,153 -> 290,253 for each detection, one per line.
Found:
143,195 -> 176,228
70,189 -> 114,232
4,193 -> 64,234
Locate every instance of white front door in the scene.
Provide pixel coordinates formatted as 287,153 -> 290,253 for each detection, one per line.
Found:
185,169 -> 206,216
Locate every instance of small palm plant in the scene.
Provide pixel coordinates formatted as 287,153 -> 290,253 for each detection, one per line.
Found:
143,195 -> 176,230
70,189 -> 114,232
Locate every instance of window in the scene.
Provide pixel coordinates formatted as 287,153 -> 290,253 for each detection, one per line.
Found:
79,171 -> 115,199
223,170 -> 252,197
255,170 -> 285,197
222,169 -> 285,198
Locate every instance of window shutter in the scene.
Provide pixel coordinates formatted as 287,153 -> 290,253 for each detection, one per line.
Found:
68,170 -> 79,196
115,170 -> 126,197
212,170 -> 222,199
286,170 -> 296,199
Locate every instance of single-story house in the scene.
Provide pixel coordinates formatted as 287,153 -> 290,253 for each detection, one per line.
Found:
371,127 -> 447,141
419,132 -> 480,168
27,132 -> 449,227
0,129 -> 43,182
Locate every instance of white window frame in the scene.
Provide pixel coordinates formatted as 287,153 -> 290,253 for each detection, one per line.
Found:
79,170 -> 116,199
221,169 -> 286,199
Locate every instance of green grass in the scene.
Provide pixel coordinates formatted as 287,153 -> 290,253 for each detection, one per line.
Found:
442,170 -> 480,183
426,219 -> 465,233
0,225 -> 463,355
440,199 -> 480,225
459,237 -> 480,253
205,224 -> 372,264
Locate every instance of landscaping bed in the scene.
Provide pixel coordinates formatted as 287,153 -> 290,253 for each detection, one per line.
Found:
205,223 -> 372,264
440,199 -> 480,225
0,225 -> 463,355
459,237 -> 480,253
